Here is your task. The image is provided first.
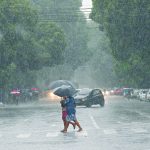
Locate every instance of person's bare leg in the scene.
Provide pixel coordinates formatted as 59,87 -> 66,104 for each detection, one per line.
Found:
69,121 -> 76,129
75,121 -> 83,132
61,120 -> 66,132
75,120 -> 82,132
62,122 -> 69,133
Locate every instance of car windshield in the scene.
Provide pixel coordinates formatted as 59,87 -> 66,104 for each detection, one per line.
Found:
77,88 -> 92,95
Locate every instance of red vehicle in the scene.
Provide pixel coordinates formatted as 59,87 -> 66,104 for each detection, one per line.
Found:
113,88 -> 124,95
10,89 -> 21,104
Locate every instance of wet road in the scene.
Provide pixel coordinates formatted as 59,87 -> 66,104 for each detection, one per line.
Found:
0,96 -> 150,150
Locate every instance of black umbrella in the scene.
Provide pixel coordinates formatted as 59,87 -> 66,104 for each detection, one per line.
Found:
48,80 -> 76,90
53,85 -> 76,97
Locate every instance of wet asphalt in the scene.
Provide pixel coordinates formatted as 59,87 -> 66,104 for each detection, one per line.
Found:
0,96 -> 150,150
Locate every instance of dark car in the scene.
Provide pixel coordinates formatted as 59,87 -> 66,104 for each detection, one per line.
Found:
73,88 -> 105,107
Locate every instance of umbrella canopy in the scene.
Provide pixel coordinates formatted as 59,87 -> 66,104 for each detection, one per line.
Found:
53,85 -> 76,97
48,80 -> 76,90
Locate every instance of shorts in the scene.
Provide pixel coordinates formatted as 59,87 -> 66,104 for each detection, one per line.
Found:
62,111 -> 67,120
66,114 -> 77,122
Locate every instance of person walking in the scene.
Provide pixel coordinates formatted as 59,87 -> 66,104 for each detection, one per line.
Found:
61,96 -> 82,133
60,96 -> 76,132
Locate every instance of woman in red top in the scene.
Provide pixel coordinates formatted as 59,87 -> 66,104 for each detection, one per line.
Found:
60,96 -> 75,132
61,96 -> 82,133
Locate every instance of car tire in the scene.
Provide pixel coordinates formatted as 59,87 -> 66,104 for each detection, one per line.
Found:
86,101 -> 92,107
99,98 -> 105,107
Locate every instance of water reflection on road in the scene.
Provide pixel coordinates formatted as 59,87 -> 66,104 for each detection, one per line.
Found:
0,96 -> 150,150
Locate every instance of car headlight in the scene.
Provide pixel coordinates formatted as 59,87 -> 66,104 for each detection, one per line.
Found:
105,91 -> 109,95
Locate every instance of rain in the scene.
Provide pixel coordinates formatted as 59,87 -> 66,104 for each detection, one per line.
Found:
0,0 -> 150,150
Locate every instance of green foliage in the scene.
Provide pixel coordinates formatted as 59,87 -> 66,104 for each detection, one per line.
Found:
34,0 -> 91,88
36,22 -> 66,66
87,27 -> 117,87
91,0 -> 150,88
33,0 -> 89,69
0,0 -> 66,94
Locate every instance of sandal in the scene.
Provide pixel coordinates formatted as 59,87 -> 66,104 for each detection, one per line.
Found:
77,128 -> 83,132
73,123 -> 76,129
60,130 -> 67,133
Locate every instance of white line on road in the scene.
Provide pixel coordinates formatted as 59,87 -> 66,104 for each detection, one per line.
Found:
103,129 -> 117,135
23,119 -> 29,122
51,124 -> 57,127
46,132 -> 60,137
89,114 -> 100,129
75,130 -> 88,137
16,133 -> 31,138
131,128 -> 148,133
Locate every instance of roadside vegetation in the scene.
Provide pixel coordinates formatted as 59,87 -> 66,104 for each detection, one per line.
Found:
91,0 -> 150,88
0,0 -> 66,102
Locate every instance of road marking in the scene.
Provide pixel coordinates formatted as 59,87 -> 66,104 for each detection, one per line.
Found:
46,132 -> 59,137
128,110 -> 150,119
89,115 -> 100,129
16,133 -> 31,138
75,130 -> 88,137
103,129 -> 117,135
51,124 -> 57,127
23,119 -> 29,122
0,134 -> 3,138
131,128 -> 148,133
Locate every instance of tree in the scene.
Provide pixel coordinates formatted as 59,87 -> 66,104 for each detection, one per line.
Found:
34,0 -> 92,88
33,0 -> 90,69
0,0 -> 66,102
36,22 -> 66,66
0,0 -> 38,89
91,0 -> 150,88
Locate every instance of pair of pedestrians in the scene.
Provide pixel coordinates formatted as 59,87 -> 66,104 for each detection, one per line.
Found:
60,96 -> 82,133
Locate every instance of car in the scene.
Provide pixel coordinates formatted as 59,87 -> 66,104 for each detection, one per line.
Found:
123,88 -> 133,97
102,89 -> 111,96
113,88 -> 124,95
41,89 -> 60,101
20,88 -> 33,102
146,90 -> 150,101
139,90 -> 148,101
73,88 -> 105,107
130,89 -> 139,98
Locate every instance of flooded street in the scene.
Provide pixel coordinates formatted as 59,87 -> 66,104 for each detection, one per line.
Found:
0,96 -> 150,150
